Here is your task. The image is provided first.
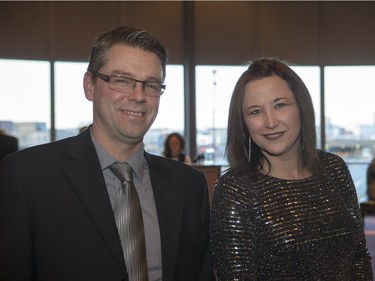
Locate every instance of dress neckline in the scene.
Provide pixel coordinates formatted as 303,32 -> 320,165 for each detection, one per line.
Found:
260,172 -> 314,183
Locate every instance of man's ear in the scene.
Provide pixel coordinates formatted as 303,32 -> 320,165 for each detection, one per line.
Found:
83,71 -> 94,101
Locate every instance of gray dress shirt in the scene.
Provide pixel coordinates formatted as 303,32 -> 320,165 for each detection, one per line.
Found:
92,133 -> 162,281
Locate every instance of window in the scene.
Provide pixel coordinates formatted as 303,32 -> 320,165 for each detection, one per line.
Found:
0,59 -> 50,149
196,66 -> 247,164
325,66 -> 375,201
55,61 -> 91,139
0,59 -> 372,202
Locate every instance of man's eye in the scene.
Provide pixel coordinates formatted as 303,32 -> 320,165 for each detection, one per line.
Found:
113,77 -> 131,85
146,83 -> 160,91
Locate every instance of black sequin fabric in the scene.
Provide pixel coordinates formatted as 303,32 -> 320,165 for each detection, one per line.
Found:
210,150 -> 373,280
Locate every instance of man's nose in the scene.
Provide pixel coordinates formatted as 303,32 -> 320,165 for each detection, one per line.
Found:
128,82 -> 146,102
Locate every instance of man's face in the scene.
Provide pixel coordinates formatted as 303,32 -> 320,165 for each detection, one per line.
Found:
84,44 -> 164,148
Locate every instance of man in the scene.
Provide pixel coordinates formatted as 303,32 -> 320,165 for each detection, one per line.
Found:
0,26 -> 214,281
0,129 -> 18,163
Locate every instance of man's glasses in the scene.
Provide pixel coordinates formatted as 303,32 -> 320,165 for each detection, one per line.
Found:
93,71 -> 166,97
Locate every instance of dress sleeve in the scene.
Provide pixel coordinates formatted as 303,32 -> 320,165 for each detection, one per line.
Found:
210,172 -> 257,280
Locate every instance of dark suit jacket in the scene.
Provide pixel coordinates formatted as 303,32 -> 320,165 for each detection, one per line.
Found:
0,128 -> 214,281
0,134 -> 18,163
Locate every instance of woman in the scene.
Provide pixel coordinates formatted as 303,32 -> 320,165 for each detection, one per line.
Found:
162,132 -> 192,164
210,58 -> 373,280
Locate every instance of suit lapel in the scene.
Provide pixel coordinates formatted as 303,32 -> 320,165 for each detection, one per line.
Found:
146,154 -> 183,281
62,138 -> 185,279
63,131 -> 126,275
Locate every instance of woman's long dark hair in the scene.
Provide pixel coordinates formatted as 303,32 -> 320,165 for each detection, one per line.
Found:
226,58 -> 319,176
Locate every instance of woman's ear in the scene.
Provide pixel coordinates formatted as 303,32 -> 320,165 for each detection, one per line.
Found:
83,71 -> 94,101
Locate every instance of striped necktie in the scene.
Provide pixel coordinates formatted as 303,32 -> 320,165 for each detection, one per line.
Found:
110,162 -> 149,281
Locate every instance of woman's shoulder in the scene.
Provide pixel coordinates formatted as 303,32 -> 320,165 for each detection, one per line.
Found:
218,167 -> 243,180
213,167 -> 262,208
317,149 -> 347,167
216,167 -> 258,190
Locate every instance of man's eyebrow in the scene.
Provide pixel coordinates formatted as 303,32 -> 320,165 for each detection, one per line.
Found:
110,70 -> 132,76
110,71 -> 162,82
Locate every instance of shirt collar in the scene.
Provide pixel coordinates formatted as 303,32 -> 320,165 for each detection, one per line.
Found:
90,128 -> 145,182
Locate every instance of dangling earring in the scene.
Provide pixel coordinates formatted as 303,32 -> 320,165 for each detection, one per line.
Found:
248,136 -> 252,163
301,137 -> 306,152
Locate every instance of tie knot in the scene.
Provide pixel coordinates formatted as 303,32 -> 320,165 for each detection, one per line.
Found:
110,162 -> 133,184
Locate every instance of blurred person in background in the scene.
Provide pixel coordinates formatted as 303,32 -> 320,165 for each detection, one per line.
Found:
162,132 -> 192,164
367,157 -> 375,200
0,129 -> 18,163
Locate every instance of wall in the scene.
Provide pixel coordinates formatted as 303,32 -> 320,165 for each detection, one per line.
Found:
1,1 -> 375,65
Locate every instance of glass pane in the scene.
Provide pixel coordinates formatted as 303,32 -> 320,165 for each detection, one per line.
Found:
150,65 -> 184,131
196,66 -> 247,165
55,61 -> 91,139
0,59 -> 50,149
196,65 -> 320,165
325,66 -> 375,202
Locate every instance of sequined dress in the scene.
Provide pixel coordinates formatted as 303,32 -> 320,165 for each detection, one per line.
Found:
210,150 -> 373,280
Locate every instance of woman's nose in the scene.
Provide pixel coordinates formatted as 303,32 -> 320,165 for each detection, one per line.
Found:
264,111 -> 278,129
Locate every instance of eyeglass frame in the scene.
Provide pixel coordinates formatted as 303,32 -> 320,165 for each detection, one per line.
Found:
92,71 -> 166,96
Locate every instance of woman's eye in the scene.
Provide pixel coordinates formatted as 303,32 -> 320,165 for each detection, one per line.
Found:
249,109 -> 261,115
275,103 -> 286,109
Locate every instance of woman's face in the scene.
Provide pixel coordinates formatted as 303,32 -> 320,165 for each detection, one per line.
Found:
169,136 -> 182,155
242,75 -> 301,160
